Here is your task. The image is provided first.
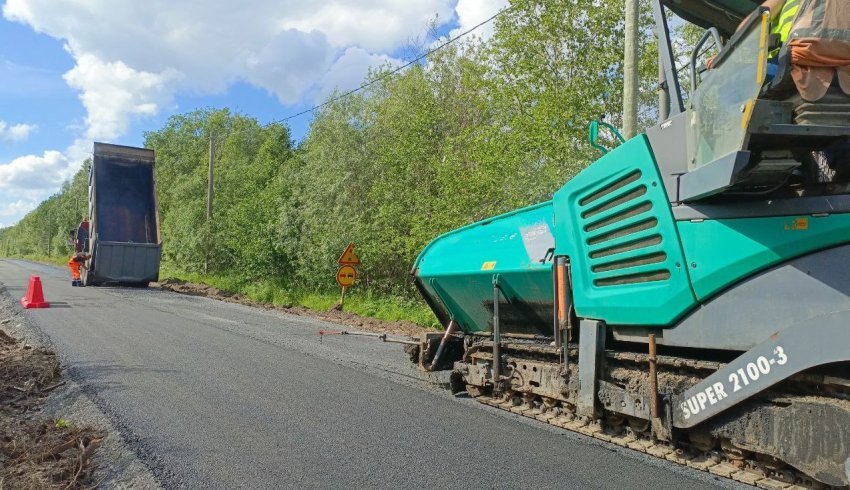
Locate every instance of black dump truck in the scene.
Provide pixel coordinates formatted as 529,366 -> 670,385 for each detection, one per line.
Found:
80,142 -> 161,287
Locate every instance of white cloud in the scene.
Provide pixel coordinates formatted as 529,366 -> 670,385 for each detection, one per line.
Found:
317,47 -> 397,101
0,151 -> 74,227
0,199 -> 36,218
0,150 -> 69,190
2,0 -> 455,124
64,138 -> 94,171
0,199 -> 40,228
450,0 -> 509,40
426,1 -> 507,58
63,53 -> 177,141
277,1 -> 454,51
0,0 -> 486,226
0,120 -> 38,142
243,29 -> 338,105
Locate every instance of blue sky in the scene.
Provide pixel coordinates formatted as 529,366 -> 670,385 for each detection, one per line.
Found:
0,0 -> 506,227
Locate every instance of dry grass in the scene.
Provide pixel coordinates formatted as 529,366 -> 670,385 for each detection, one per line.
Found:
0,329 -> 102,489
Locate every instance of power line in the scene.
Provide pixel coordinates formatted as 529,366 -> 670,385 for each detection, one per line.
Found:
276,4 -> 515,122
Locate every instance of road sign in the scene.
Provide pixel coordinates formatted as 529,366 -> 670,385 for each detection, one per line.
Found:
338,243 -> 361,265
336,265 -> 357,287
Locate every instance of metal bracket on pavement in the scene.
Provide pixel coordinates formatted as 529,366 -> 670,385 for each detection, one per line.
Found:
318,329 -> 418,345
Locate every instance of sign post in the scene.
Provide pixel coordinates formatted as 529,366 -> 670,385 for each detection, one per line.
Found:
336,243 -> 361,310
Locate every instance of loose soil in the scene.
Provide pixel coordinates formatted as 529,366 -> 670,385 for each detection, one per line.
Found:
154,279 -> 432,339
0,322 -> 102,489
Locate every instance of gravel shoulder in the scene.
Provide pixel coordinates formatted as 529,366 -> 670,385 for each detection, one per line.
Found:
0,284 -> 159,489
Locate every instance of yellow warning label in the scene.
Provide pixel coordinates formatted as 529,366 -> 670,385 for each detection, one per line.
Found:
481,261 -> 497,271
338,243 -> 361,265
784,217 -> 809,231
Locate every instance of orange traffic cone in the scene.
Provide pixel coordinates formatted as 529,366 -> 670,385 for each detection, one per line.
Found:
21,275 -> 49,309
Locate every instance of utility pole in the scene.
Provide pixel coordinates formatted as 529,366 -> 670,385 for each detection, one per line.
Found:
658,48 -> 670,122
623,0 -> 640,139
205,135 -> 215,274
207,135 -> 215,221
73,196 -> 86,219
46,210 -> 52,257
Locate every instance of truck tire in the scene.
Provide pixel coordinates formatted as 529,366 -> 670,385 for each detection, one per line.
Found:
83,238 -> 96,286
81,268 -> 93,286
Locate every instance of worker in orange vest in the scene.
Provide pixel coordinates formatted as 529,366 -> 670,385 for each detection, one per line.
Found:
68,253 -> 90,287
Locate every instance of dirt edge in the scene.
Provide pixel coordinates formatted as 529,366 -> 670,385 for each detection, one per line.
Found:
0,286 -> 160,489
153,278 -> 435,339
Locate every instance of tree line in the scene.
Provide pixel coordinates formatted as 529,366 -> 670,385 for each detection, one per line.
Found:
2,0 -> 668,300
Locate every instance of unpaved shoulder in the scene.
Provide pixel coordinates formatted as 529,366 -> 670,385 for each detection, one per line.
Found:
0,286 -> 160,489
154,278 -> 434,338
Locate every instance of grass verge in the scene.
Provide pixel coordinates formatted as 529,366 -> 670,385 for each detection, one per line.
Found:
159,267 -> 440,329
0,255 -> 441,329
7,253 -> 68,267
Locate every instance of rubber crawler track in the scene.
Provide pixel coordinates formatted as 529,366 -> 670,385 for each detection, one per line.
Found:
469,391 -> 824,489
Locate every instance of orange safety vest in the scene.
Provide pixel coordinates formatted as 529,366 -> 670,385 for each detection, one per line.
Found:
68,257 -> 82,280
771,0 -> 800,43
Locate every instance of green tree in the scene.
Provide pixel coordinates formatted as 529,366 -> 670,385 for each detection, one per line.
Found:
2,0 -> 680,320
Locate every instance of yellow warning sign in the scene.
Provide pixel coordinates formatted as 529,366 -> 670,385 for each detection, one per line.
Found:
336,265 -> 357,287
481,261 -> 497,271
338,243 -> 361,265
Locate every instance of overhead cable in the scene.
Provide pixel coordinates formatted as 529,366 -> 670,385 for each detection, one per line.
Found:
276,4 -> 515,122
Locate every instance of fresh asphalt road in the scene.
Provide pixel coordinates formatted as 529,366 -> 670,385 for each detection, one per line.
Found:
0,259 -> 731,489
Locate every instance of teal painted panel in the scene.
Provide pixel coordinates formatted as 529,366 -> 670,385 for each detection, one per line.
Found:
678,214 -> 850,300
552,136 -> 696,326
414,202 -> 555,334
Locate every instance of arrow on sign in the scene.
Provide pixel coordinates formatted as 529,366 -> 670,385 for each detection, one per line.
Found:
336,265 -> 357,287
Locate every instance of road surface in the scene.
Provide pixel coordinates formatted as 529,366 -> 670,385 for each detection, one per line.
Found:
0,259 -> 733,489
